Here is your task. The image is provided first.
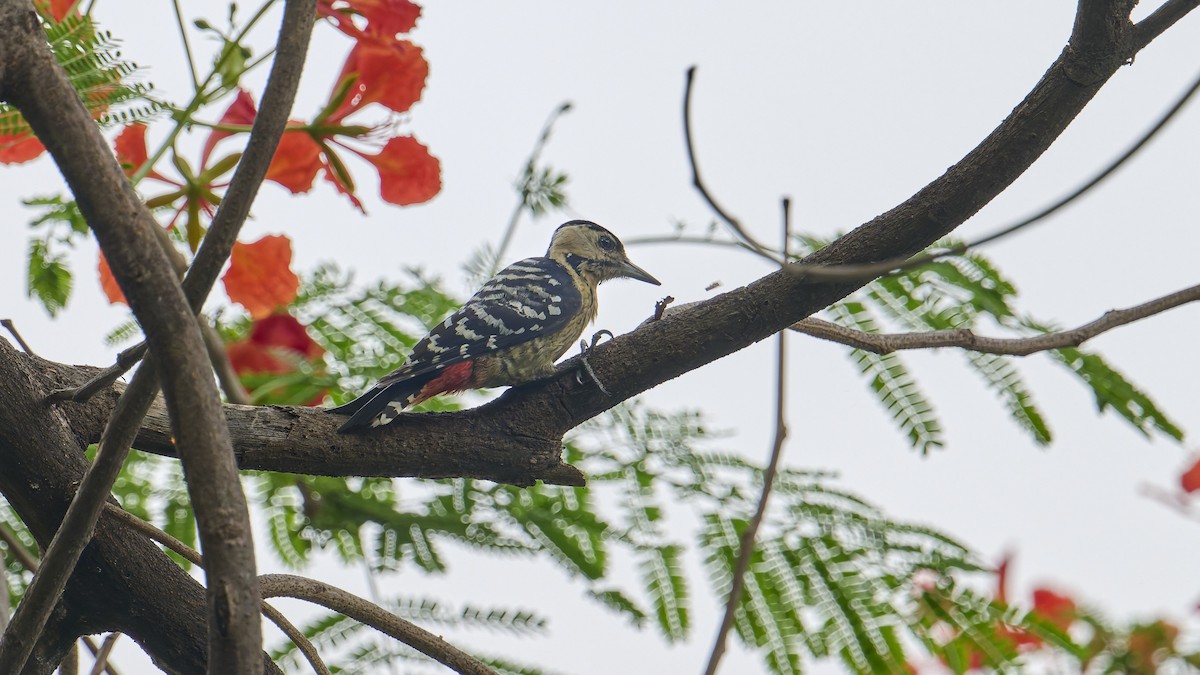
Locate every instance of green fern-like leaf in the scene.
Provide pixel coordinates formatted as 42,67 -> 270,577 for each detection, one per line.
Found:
587,587 -> 649,627
638,543 -> 690,641
1044,343 -> 1184,441
827,301 -> 944,453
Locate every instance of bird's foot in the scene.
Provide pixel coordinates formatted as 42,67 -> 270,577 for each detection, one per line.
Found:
576,329 -> 615,396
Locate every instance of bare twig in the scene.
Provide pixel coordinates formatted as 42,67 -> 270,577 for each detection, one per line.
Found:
101,504 -> 200,566
1141,483 -> 1200,523
44,342 -> 147,403
85,633 -> 120,675
488,101 -> 574,277
0,523 -> 38,572
0,320 -> 34,356
683,67 -> 782,265
792,282 -> 1200,356
0,544 -> 8,632
85,634 -> 118,672
1132,0 -> 1200,51
784,64 -> 1200,283
652,296 -> 675,322
261,604 -> 332,675
703,198 -> 792,675
260,574 -> 498,675
201,320 -> 251,404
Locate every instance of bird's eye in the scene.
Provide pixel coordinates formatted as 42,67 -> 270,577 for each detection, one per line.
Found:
598,236 -> 615,252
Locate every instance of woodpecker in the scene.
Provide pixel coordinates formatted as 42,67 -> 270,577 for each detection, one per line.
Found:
329,220 -> 660,433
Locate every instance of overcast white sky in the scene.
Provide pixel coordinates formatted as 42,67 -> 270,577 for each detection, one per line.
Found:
3,2 -> 1199,673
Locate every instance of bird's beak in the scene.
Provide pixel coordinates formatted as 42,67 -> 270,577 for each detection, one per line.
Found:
617,258 -> 661,286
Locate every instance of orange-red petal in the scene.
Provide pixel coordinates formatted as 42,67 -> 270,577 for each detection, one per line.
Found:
201,89 -> 258,166
319,0 -> 421,38
367,135 -> 440,206
0,131 -> 45,164
1181,457 -> 1200,493
266,128 -> 323,194
222,235 -> 301,319
329,39 -> 427,120
114,123 -> 150,176
249,313 -> 323,359
98,252 -> 127,305
34,0 -> 78,22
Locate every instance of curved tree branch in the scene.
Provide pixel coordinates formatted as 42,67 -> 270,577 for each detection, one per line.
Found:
260,574 -> 498,675
790,282 -> 1200,355
101,505 -> 331,675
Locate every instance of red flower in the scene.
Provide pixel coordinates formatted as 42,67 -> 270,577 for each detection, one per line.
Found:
227,314 -> 325,405
318,0 -> 421,40
113,123 -> 174,182
222,235 -> 301,319
364,135 -> 440,205
1181,456 -> 1200,493
266,127 -> 324,194
1030,588 -> 1076,628
0,131 -> 46,164
328,39 -> 428,121
202,89 -> 258,167
34,0 -> 78,22
98,253 -> 126,305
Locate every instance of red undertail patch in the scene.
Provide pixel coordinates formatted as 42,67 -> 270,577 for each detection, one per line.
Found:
411,361 -> 475,406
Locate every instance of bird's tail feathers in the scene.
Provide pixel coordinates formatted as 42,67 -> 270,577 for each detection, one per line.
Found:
331,377 -> 430,433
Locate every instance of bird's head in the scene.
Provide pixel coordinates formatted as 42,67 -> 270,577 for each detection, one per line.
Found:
547,220 -> 661,286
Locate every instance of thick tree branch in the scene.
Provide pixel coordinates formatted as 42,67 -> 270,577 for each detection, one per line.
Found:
0,1 -> 315,672
260,575 -> 498,675
791,282 -> 1200,356
36,274 -> 1200,489
0,339 -> 280,675
101,505 -> 331,675
0,358 -> 161,675
0,2 -> 261,670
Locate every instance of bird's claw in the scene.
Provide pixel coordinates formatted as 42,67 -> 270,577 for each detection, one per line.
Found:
575,330 -> 615,396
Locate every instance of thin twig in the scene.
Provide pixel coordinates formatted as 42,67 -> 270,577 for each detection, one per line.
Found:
703,198 -> 792,675
201,320 -> 251,404
260,574 -> 499,675
79,634 -> 121,672
1140,483 -> 1200,524
0,523 -> 38,572
488,101 -> 573,277
101,504 -> 332,675
0,544 -> 8,632
0,319 -> 34,356
101,504 -> 200,566
785,65 -> 1200,283
44,342 -> 147,403
1132,0 -> 1200,51
84,629 -> 119,672
792,282 -> 1200,356
683,67 -> 781,265
262,604 -> 332,675
171,0 -> 200,89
